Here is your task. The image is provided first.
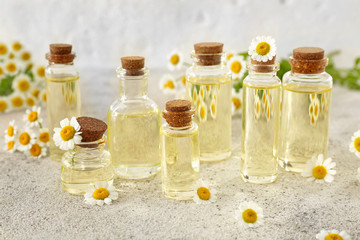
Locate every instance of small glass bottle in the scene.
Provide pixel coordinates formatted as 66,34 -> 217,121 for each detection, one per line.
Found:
107,56 -> 161,179
240,58 -> 281,184
45,44 -> 81,161
161,99 -> 200,200
61,117 -> 113,195
278,47 -> 332,173
186,42 -> 232,161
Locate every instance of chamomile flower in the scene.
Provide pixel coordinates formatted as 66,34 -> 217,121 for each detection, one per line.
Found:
227,55 -> 246,79
210,96 -> 217,119
248,36 -> 276,62
20,50 -> 31,62
31,88 -> 42,100
0,96 -> 10,113
34,65 -> 46,79
4,137 -> 17,153
232,88 -> 242,116
38,128 -> 50,146
9,93 -> 25,109
225,50 -> 236,61
159,74 -> 177,95
25,142 -> 47,159
4,120 -> 17,139
349,130 -> 360,158
301,154 -> 336,183
23,106 -> 42,127
0,64 -> 5,76
0,42 -> 8,55
167,50 -> 183,71
316,229 -> 351,240
235,201 -> 264,228
4,60 -> 19,74
180,75 -> 187,87
198,100 -> 207,122
25,95 -> 37,107
192,179 -> 216,204
12,41 -> 22,52
17,128 -> 36,152
12,74 -> 32,93
53,117 -> 82,150
84,181 -> 118,206
39,89 -> 47,103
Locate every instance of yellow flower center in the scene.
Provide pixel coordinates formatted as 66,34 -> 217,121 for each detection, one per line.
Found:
242,208 -> 257,223
9,53 -> 15,59
232,97 -> 241,109
200,106 -> 206,119
193,91 -> 197,101
30,144 -> 41,157
60,126 -> 76,141
164,80 -> 175,89
170,54 -> 180,65
226,53 -> 234,61
256,101 -> 260,114
18,80 -> 30,92
7,141 -> 15,150
26,97 -> 35,107
0,66 -> 4,75
19,132 -> 30,145
309,104 -> 314,114
211,103 -> 216,114
197,187 -> 211,200
0,100 -> 7,112
256,42 -> 271,56
0,44 -> 7,54
325,233 -> 343,240
314,103 -> 319,116
37,66 -> 45,77
21,52 -> 31,61
11,96 -> 23,107
200,88 -> 204,98
28,111 -> 38,122
7,126 -> 14,136
39,132 -> 50,143
6,62 -> 17,73
312,165 -> 327,179
181,76 -> 186,86
42,93 -> 47,102
93,188 -> 110,200
354,137 -> 360,152
32,89 -> 40,98
230,61 -> 242,74
12,42 -> 22,51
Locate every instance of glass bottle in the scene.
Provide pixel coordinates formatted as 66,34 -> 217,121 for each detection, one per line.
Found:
278,47 -> 332,173
107,56 -> 161,179
161,99 -> 200,200
240,58 -> 281,184
61,116 -> 113,195
186,42 -> 232,161
45,44 -> 81,161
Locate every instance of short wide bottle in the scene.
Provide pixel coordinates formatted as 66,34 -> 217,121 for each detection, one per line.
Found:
107,56 -> 161,179
241,59 -> 281,184
161,100 -> 200,200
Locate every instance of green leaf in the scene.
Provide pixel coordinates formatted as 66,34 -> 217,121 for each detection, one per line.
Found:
277,59 -> 291,80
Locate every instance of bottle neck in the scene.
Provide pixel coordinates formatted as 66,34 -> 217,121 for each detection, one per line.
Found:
247,63 -> 279,79
71,139 -> 107,163
117,67 -> 149,99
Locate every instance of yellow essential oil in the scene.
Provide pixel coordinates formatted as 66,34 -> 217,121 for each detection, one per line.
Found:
161,100 -> 200,200
186,42 -> 232,161
241,79 -> 281,184
45,44 -> 81,161
107,56 -> 161,179
278,47 -> 332,173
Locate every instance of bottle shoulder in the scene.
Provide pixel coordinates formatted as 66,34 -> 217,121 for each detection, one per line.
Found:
186,64 -> 231,83
282,71 -> 333,91
109,97 -> 159,116
161,123 -> 198,138
243,75 -> 281,89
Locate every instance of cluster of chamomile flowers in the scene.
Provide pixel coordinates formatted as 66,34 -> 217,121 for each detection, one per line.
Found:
0,41 -> 47,114
4,106 -> 49,159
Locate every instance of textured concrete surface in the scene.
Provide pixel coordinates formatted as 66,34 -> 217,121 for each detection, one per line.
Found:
1,68 -> 360,240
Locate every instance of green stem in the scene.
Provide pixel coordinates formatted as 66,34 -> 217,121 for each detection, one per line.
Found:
38,122 -> 43,129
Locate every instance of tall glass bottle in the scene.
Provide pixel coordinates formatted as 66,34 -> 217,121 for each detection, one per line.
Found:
45,44 -> 81,161
278,47 -> 332,173
240,58 -> 281,184
186,42 -> 232,161
107,56 -> 161,179
161,99 -> 200,200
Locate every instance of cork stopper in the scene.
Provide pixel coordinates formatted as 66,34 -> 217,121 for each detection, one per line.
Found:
163,100 -> 194,128
250,56 -> 277,73
193,42 -> 224,66
121,56 -> 145,76
76,117 -> 107,143
46,43 -> 75,64
290,47 -> 328,74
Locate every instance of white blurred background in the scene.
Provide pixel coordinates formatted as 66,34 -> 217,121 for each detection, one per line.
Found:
1,0 -> 359,118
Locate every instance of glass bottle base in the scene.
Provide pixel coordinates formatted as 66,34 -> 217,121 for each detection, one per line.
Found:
162,187 -> 194,201
278,158 -> 306,173
240,172 -> 277,184
62,179 -> 114,195
200,150 -> 231,162
114,165 -> 161,179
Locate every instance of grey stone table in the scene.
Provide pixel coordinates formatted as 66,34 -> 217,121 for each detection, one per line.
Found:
1,69 -> 360,240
